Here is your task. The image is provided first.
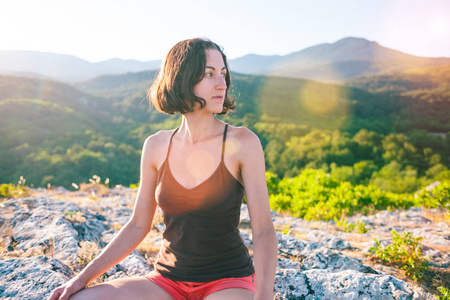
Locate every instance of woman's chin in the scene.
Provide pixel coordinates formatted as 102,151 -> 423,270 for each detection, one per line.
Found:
206,104 -> 224,114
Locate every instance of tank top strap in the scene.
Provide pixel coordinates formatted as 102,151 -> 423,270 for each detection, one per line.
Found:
221,124 -> 228,161
166,127 -> 180,160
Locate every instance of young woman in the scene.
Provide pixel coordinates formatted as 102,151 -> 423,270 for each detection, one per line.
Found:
48,38 -> 277,300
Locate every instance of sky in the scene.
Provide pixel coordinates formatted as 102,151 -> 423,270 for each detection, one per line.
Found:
1,0 -> 449,62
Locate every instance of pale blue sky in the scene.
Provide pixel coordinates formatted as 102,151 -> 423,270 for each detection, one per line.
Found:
1,0 -> 449,62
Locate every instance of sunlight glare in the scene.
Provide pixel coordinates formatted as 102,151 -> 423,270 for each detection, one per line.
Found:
224,138 -> 241,156
186,150 -> 215,184
299,84 -> 341,116
429,16 -> 449,36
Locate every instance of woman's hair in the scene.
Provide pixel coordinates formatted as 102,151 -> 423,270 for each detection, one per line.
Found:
148,38 -> 235,115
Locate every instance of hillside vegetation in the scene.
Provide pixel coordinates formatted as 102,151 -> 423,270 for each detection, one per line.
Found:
1,65 -> 449,192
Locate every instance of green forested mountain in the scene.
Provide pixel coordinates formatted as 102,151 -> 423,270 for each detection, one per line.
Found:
79,71 -> 398,133
346,64 -> 450,132
347,64 -> 450,94
0,75 -> 144,187
1,67 -> 449,191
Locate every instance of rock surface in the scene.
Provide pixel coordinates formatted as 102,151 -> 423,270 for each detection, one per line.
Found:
1,189 -> 447,299
0,256 -> 74,300
274,269 -> 430,300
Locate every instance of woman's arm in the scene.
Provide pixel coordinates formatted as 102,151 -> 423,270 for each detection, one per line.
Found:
239,128 -> 277,300
48,134 -> 161,300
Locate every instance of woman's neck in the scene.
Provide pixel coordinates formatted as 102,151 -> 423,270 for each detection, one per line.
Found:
179,113 -> 222,144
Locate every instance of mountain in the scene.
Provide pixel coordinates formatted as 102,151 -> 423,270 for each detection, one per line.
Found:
228,54 -> 282,74
1,65 -> 449,187
346,64 -> 450,94
76,70 -> 157,97
94,58 -> 161,74
3,38 -> 450,83
0,50 -> 160,82
229,37 -> 450,82
73,70 -> 401,133
0,74 -> 143,186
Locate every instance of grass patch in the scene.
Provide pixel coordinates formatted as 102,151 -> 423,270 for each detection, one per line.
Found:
0,177 -> 30,199
76,240 -> 101,270
335,217 -> 370,233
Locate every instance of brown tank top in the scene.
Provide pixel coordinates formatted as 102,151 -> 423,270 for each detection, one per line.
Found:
154,124 -> 255,282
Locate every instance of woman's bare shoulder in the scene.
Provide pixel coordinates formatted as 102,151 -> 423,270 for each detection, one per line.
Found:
226,125 -> 262,164
144,129 -> 175,147
227,125 -> 261,146
142,129 -> 177,161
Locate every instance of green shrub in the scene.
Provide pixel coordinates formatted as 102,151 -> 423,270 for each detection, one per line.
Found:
268,169 -> 415,221
436,286 -> 450,300
369,230 -> 430,281
130,182 -> 139,189
415,180 -> 450,209
335,218 -> 369,233
0,177 -> 29,199
266,172 -> 279,195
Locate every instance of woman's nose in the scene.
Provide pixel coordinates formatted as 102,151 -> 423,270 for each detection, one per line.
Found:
216,76 -> 227,90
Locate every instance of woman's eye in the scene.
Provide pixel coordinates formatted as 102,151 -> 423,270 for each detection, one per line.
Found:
221,73 -> 227,77
205,72 -> 213,78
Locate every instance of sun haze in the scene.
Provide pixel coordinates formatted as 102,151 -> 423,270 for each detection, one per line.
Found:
1,0 -> 449,62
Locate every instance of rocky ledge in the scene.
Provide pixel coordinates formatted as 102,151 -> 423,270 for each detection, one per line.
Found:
0,188 -> 448,299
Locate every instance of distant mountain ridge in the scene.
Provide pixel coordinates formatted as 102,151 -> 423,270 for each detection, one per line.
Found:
0,50 -> 161,82
229,37 -> 450,82
1,37 -> 450,83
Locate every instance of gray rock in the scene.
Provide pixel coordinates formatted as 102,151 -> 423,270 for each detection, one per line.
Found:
4,198 -> 80,264
52,186 -> 69,194
276,232 -> 380,275
302,248 -> 380,274
100,228 -> 119,245
277,258 -> 304,270
116,250 -> 153,276
306,230 -> 351,250
154,222 -> 166,232
105,250 -> 153,280
240,230 -> 253,248
1,194 -> 442,300
274,269 -> 311,299
240,204 -> 250,224
277,232 -> 318,256
2,197 -> 109,264
0,255 -> 74,300
274,269 -> 434,300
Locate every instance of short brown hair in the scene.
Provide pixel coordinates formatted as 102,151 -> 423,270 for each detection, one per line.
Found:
148,38 -> 235,115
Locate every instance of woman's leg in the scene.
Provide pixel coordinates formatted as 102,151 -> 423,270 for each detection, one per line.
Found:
203,288 -> 254,300
68,276 -> 174,300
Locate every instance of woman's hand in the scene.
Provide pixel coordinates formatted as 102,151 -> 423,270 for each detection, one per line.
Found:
47,276 -> 86,300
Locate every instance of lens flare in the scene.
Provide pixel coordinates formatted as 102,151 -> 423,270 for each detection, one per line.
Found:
299,84 -> 341,116
224,138 -> 241,156
186,149 -> 215,185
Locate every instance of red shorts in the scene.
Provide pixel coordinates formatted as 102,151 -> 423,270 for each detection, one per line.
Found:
144,270 -> 256,300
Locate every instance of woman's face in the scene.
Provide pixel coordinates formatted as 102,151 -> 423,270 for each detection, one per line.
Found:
192,49 -> 227,114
